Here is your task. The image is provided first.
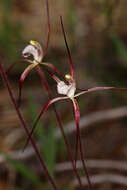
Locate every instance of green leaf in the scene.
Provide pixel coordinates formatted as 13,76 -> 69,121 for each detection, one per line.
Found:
27,94 -> 44,149
1,152 -> 43,187
111,33 -> 127,63
27,94 -> 57,177
42,122 -> 57,178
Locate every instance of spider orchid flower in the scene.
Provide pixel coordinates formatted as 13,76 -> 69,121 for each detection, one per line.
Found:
24,71 -> 116,190
6,0 -> 62,107
25,68 -> 127,190
17,39 -> 62,106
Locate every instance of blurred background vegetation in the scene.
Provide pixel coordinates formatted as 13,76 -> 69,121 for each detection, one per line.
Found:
1,0 -> 127,189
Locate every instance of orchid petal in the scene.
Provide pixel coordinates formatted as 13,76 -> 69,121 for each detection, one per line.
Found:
20,63 -> 38,83
40,62 -> 62,76
77,87 -> 89,92
45,68 -> 61,83
23,96 -> 68,150
74,86 -> 115,98
74,86 -> 127,98
60,16 -> 75,79
36,65 -> 50,92
6,59 -> 34,74
72,99 -> 93,189
71,99 -> 80,165
18,63 -> 38,107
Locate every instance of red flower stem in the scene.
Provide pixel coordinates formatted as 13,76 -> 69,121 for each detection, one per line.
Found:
36,66 -> 83,187
78,124 -> 94,190
43,0 -> 50,56
0,61 -> 59,190
18,81 -> 22,107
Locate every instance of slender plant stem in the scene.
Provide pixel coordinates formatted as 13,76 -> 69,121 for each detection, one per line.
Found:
0,61 -> 59,190
78,127 -> 94,190
36,66 -> 83,187
43,0 -> 50,56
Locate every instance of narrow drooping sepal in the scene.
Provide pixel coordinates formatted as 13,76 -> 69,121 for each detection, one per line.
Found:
36,66 -> 50,93
60,16 -> 75,79
45,68 -> 61,83
18,63 -> 38,107
72,99 -> 80,165
24,96 -> 68,149
40,62 -> 62,76
72,99 -> 93,190
6,59 -> 34,74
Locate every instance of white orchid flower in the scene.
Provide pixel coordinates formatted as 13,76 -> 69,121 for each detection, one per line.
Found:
14,40 -> 61,107
22,40 -> 43,62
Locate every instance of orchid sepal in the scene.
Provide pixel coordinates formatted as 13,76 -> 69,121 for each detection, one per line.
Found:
18,62 -> 39,107
71,98 -> 80,165
6,59 -> 34,74
40,62 -> 62,76
60,16 -> 75,79
74,86 -> 127,98
23,96 -> 68,149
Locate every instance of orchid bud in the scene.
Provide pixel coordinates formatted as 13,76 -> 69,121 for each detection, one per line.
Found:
22,41 -> 43,62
